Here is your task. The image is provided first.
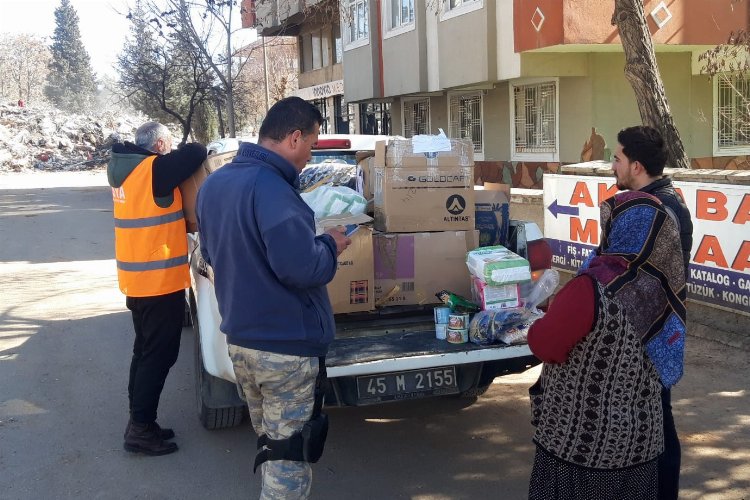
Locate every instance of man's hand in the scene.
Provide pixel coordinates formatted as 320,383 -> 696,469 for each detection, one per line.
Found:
325,226 -> 352,257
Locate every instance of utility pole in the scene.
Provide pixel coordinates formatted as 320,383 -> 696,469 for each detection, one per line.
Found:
262,36 -> 270,112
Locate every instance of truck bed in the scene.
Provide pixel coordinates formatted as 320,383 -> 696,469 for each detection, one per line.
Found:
326,305 -> 535,378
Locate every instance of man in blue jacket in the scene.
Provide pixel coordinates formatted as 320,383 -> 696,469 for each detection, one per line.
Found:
196,97 -> 351,499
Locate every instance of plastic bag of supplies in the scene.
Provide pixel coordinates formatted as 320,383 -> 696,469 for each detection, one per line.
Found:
300,185 -> 367,219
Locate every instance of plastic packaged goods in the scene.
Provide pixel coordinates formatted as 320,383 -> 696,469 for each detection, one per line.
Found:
385,137 -> 474,168
466,245 -> 531,286
468,309 -> 539,346
467,270 -> 558,345
299,162 -> 357,192
300,185 -> 367,219
435,290 -> 481,314
524,269 -> 560,312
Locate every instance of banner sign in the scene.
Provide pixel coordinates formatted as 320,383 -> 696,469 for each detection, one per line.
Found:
543,174 -> 750,315
294,80 -> 344,101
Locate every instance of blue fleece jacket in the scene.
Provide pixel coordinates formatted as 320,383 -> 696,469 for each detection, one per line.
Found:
195,142 -> 338,357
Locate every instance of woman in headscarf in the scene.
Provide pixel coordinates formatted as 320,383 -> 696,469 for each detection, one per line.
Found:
526,191 -> 687,500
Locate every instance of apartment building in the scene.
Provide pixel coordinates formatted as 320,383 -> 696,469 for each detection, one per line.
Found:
245,0 -> 749,188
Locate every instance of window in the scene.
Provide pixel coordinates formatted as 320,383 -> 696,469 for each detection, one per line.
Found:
390,0 -> 414,29
345,0 -> 369,48
300,30 -> 327,72
312,98 -> 329,134
510,79 -> 558,161
449,92 -> 483,158
447,0 -> 476,9
333,24 -> 343,64
334,96 -> 356,134
360,102 -> 391,135
441,0 -> 482,20
714,73 -> 750,155
403,98 -> 430,137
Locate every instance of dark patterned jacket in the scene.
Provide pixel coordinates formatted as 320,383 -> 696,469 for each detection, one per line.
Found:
640,177 -> 693,278
530,280 -> 664,469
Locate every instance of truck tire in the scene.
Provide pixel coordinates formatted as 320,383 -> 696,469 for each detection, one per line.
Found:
183,292 -> 192,327
191,292 -> 247,430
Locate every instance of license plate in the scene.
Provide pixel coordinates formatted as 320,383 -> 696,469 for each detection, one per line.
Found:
356,366 -> 459,403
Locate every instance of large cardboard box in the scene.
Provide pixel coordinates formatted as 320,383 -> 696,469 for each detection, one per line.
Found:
179,150 -> 236,233
373,230 -> 478,306
373,139 -> 475,233
325,226 -> 375,314
474,182 -> 511,247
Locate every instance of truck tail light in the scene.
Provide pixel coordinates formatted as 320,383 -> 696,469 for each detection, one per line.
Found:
313,139 -> 351,150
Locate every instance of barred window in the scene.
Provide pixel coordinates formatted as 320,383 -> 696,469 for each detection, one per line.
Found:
512,80 -> 557,159
716,73 -> 750,152
360,102 -> 391,135
449,92 -> 482,155
403,98 -> 430,138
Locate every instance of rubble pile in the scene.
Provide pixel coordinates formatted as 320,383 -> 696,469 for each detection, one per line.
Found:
0,102 -> 149,173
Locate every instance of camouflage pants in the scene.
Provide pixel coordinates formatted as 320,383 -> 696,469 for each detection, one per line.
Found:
229,345 -> 319,500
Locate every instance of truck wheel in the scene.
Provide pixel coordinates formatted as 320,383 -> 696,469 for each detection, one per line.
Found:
183,292 -> 192,327
191,295 -> 247,430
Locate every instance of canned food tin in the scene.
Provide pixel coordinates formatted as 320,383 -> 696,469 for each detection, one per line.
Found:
435,323 -> 447,340
434,306 -> 451,324
448,313 -> 470,330
446,328 -> 468,344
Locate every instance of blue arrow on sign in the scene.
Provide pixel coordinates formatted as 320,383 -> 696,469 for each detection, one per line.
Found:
547,199 -> 580,219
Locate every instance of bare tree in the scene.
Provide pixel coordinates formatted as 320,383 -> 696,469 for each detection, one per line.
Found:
137,0 -> 255,137
612,0 -> 691,169
117,4 -> 214,145
0,34 -> 51,104
234,37 -> 298,132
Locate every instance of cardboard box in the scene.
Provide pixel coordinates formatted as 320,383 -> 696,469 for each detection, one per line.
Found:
204,150 -> 237,173
179,150 -> 236,232
474,183 -> 510,247
325,226 -> 375,314
373,230 -> 478,307
373,139 -> 475,233
358,155 -> 376,214
471,276 -> 521,310
466,245 -> 531,286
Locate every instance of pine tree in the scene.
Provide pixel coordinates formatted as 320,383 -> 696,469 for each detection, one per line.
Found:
45,0 -> 97,111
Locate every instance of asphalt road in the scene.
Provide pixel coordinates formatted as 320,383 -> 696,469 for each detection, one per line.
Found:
1,171 -> 748,500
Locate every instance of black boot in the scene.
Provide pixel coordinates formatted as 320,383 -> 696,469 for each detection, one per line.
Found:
124,419 -> 175,440
124,421 -> 178,456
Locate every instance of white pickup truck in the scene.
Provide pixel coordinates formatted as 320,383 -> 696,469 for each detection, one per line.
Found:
187,135 -> 551,429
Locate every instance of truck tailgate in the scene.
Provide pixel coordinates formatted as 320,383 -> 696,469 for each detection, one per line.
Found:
326,330 -> 532,377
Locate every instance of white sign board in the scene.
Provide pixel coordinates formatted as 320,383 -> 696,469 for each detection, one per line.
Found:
294,80 -> 345,101
543,174 -> 750,315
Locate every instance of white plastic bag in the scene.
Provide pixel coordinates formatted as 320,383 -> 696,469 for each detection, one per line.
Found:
300,185 -> 367,219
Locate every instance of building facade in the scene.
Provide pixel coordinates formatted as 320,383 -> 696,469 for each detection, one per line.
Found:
245,0 -> 749,188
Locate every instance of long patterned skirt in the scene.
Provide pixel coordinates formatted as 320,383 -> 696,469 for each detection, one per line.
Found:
528,446 -> 658,500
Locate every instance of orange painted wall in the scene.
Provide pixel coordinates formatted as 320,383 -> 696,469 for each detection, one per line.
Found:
513,0 -> 564,52
515,0 -> 749,52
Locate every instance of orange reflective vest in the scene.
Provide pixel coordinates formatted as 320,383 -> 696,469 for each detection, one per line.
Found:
113,156 -> 189,297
